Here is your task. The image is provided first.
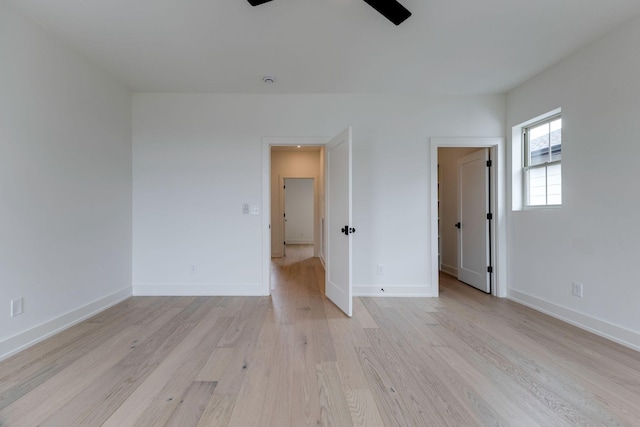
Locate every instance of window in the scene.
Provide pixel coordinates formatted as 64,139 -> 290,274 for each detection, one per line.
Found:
523,115 -> 562,206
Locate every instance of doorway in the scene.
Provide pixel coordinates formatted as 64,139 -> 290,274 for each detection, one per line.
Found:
269,146 -> 323,259
262,129 -> 354,317
439,147 -> 491,293
430,137 -> 506,298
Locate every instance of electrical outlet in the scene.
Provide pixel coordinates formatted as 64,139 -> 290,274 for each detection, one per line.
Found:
572,282 -> 583,297
11,298 -> 24,317
377,264 -> 385,275
190,265 -> 196,274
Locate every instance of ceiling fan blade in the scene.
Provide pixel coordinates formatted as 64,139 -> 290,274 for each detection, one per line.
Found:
247,0 -> 273,6
362,0 -> 411,25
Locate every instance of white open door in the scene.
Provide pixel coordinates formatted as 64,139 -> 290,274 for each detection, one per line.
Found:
325,127 -> 353,316
457,148 -> 491,293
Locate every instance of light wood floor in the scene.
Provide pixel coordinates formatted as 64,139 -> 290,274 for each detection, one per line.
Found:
1,244 -> 639,426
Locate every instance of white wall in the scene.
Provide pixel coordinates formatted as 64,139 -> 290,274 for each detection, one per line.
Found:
132,93 -> 504,297
284,178 -> 314,245
506,15 -> 640,350
0,4 -> 132,359
438,147 -> 483,276
270,150 -> 321,257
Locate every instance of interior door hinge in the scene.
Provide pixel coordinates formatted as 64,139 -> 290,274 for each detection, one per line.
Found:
486,160 -> 492,167
487,213 -> 493,220
487,266 -> 493,273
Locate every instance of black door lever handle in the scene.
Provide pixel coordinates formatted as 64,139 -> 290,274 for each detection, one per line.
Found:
455,222 -> 461,229
341,226 -> 355,236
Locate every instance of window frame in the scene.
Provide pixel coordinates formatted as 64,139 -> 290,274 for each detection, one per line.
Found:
522,113 -> 562,207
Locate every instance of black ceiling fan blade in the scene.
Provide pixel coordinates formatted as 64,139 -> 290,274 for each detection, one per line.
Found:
362,0 -> 411,25
247,0 -> 273,6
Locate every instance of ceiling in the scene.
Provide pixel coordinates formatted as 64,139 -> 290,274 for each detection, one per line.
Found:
7,0 -> 640,95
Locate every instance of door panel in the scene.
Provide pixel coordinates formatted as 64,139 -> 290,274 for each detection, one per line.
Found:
457,149 -> 490,293
325,127 -> 353,316
284,178 -> 314,245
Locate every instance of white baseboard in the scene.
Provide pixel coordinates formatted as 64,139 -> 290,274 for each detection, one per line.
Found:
285,240 -> 314,245
133,282 -> 266,296
508,289 -> 640,352
0,287 -> 131,362
319,254 -> 325,269
440,263 -> 458,277
353,284 -> 437,298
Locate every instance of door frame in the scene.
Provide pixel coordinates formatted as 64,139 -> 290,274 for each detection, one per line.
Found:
430,137 -> 506,297
262,136 -> 330,295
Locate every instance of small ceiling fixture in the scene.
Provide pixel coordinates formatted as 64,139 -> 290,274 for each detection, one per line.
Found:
263,76 -> 275,84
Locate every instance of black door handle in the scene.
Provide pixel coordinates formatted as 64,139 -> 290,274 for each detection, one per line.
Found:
341,226 -> 355,236
455,222 -> 461,229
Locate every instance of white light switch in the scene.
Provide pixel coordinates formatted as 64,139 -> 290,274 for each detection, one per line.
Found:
11,298 -> 23,317
243,203 -> 250,214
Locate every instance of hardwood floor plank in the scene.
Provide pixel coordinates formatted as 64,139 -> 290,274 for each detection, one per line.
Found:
0,307 -> 185,426
195,347 -> 235,382
210,297 -> 270,397
0,297 -> 171,402
290,304 -> 321,426
38,298 -> 211,426
196,393 -> 236,427
346,388 -> 386,427
223,308 -> 280,426
353,297 -> 378,329
309,293 -> 338,363
432,307 -> 612,425
102,308 -> 231,426
164,381 -> 217,427
327,318 -> 370,390
355,345 -> 414,427
366,325 -> 476,426
317,361 -> 353,427
258,325 -> 294,427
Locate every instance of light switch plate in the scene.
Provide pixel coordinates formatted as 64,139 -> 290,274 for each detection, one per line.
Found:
11,298 -> 23,317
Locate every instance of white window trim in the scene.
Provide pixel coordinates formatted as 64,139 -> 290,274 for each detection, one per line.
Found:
511,108 -> 562,211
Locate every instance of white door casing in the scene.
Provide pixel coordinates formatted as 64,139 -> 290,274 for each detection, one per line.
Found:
429,137 -> 504,298
457,148 -> 490,293
325,127 -> 353,316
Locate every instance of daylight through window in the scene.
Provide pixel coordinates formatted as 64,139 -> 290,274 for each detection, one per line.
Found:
523,115 -> 562,206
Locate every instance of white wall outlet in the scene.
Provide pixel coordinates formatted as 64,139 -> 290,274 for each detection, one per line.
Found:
250,206 -> 260,215
190,264 -> 196,273
572,282 -> 583,297
377,264 -> 385,275
11,298 -> 24,317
